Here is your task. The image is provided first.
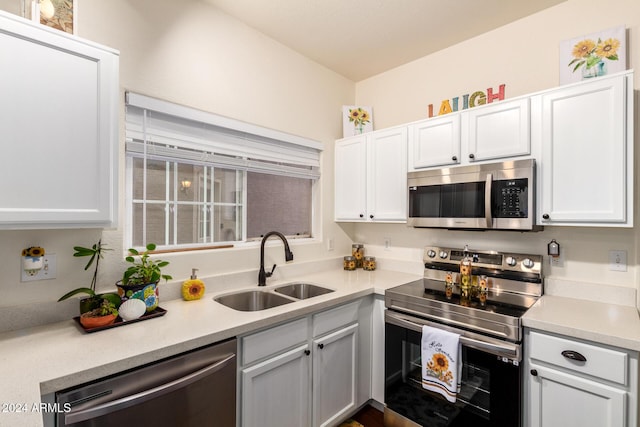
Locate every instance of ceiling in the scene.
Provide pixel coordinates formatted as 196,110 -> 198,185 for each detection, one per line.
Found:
204,0 -> 565,81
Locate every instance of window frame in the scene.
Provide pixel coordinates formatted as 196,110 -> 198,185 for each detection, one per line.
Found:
124,92 -> 323,251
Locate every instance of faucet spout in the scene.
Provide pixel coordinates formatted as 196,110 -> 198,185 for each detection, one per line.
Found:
258,231 -> 294,286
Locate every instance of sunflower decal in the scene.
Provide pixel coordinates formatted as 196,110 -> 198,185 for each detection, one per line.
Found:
426,352 -> 454,386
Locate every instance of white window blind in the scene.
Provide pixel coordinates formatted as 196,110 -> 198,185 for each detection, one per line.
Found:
125,92 -> 322,179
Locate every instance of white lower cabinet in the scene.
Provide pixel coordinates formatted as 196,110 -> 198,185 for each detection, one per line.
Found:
312,323 -> 359,426
524,328 -> 638,427
239,299 -> 370,427
241,344 -> 311,426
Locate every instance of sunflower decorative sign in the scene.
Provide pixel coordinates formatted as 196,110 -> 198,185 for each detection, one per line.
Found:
559,25 -> 626,85
342,106 -> 373,137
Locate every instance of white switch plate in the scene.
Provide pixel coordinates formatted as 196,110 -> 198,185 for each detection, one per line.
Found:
384,237 -> 391,250
609,250 -> 627,272
21,254 -> 57,282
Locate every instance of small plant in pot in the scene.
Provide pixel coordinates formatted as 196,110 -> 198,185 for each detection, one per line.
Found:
58,240 -> 121,315
79,299 -> 119,328
117,243 -> 172,313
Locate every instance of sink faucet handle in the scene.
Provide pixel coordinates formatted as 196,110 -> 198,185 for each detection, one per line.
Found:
266,264 -> 277,278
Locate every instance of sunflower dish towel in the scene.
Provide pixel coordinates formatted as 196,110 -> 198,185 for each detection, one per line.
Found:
421,325 -> 461,403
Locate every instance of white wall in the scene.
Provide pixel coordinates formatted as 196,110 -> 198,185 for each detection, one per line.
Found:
354,0 -> 640,295
1,0 -> 638,328
0,0 -> 355,320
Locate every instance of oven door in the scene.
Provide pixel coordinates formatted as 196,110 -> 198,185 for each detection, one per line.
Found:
384,310 -> 521,427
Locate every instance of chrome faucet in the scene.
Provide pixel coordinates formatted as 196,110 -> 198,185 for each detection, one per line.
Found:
258,231 -> 294,286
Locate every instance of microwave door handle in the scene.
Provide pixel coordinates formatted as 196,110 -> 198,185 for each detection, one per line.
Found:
485,173 -> 493,228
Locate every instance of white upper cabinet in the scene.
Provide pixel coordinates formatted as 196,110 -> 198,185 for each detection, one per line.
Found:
465,97 -> 530,162
408,97 -> 531,171
408,114 -> 460,170
335,127 -> 407,222
0,12 -> 119,229
535,72 -> 633,226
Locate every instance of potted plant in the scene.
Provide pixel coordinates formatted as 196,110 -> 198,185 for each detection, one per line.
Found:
79,298 -> 119,328
58,240 -> 120,314
117,243 -> 172,313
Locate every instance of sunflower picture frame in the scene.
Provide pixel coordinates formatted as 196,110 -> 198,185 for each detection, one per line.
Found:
342,105 -> 373,138
24,0 -> 77,34
559,25 -> 626,85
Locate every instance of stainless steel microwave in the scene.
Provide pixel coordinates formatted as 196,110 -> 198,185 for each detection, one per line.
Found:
407,159 -> 540,231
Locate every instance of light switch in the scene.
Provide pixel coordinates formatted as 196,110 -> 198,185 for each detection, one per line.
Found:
609,250 -> 627,272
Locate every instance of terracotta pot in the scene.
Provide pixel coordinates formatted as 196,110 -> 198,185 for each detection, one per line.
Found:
79,313 -> 117,329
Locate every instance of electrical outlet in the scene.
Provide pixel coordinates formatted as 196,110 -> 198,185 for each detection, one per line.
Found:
327,238 -> 334,251
384,237 -> 391,250
609,250 -> 627,272
21,254 -> 57,282
549,253 -> 563,268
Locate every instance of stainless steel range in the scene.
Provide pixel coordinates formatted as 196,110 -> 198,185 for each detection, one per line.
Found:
384,245 -> 543,427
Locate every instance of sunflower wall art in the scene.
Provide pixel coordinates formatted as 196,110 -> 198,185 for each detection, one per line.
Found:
559,25 -> 626,85
23,0 -> 76,34
342,105 -> 373,138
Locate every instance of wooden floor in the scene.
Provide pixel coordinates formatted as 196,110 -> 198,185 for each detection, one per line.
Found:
351,404 -> 384,427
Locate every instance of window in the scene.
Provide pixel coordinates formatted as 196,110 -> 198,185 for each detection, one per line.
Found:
125,93 -> 321,249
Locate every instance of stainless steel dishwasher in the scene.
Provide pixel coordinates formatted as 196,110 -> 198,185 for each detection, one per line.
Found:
55,337 -> 236,427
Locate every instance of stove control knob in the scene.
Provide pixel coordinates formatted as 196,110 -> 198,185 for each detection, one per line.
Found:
505,256 -> 517,267
426,249 -> 437,258
522,258 -> 535,269
439,251 -> 448,259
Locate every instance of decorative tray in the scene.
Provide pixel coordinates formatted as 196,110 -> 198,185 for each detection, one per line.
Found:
73,307 -> 167,333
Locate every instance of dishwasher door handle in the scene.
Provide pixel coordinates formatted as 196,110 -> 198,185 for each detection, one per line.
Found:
65,353 -> 236,425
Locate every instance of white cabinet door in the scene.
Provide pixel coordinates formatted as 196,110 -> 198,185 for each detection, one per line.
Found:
528,363 -> 626,427
334,135 -> 367,221
241,344 -> 311,427
408,115 -> 460,170
537,74 -> 632,226
335,128 -> 407,222
0,12 -> 118,228
367,127 -> 407,222
466,98 -> 530,162
312,323 -> 359,427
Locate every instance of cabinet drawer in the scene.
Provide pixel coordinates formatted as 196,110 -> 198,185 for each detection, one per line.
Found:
313,300 -> 361,337
529,331 -> 628,385
242,317 -> 309,366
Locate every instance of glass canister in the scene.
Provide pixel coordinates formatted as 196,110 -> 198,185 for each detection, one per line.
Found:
363,256 -> 376,271
343,256 -> 356,271
478,275 -> 489,307
459,248 -> 472,306
444,272 -> 454,300
352,243 -> 364,268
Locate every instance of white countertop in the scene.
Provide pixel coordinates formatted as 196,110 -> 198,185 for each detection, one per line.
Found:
0,268 -> 420,427
522,294 -> 640,351
2,266 -> 640,427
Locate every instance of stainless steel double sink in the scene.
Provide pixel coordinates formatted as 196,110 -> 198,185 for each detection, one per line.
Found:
214,283 -> 334,312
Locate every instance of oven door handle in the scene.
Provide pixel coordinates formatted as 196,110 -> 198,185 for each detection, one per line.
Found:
484,173 -> 493,228
385,310 -> 520,361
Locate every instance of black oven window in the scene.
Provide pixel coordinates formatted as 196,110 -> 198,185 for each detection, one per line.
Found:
385,323 -> 520,427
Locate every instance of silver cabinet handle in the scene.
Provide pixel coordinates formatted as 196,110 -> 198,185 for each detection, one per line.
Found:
65,353 -> 236,424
